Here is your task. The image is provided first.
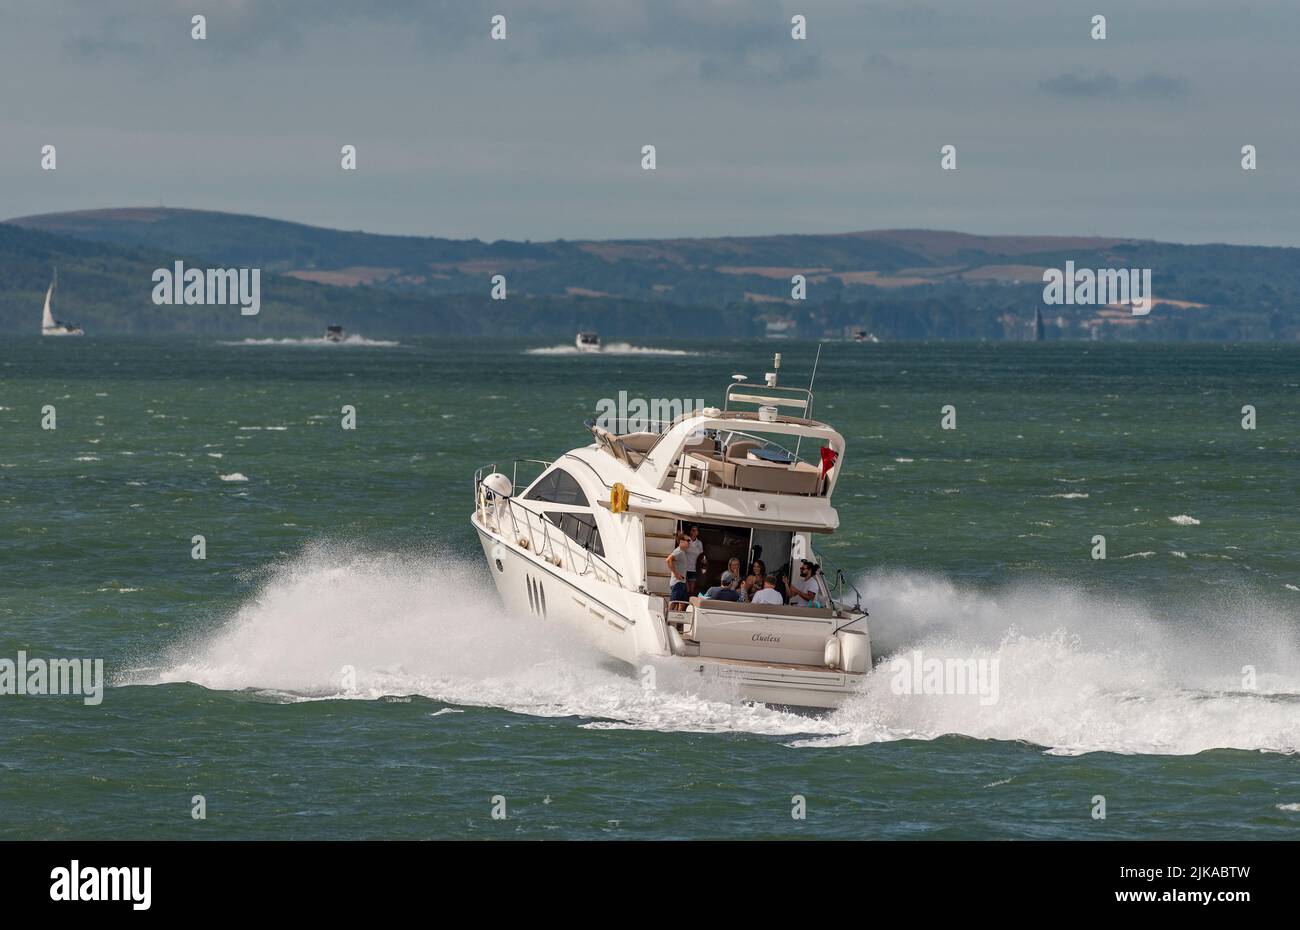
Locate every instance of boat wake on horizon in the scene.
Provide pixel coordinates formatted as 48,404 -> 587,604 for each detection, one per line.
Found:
526,342 -> 695,356
120,543 -> 1300,757
219,334 -> 400,347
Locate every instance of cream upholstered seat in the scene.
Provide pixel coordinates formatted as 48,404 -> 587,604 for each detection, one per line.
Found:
688,596 -> 832,619
733,459 -> 821,494
618,431 -> 661,453
726,439 -> 760,461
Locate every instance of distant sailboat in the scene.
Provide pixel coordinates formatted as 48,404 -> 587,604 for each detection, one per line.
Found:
41,269 -> 84,336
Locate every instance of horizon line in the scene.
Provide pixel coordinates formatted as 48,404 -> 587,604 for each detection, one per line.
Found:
9,205 -> 1298,252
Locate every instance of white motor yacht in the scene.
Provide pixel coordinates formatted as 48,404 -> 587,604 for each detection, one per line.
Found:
471,356 -> 870,709
574,332 -> 602,352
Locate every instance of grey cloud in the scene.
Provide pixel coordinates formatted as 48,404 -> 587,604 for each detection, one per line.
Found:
59,0 -> 792,64
863,52 -> 908,74
60,0 -> 483,61
1039,71 -> 1121,98
1130,72 -> 1192,99
698,49 -> 828,85
1039,70 -> 1191,100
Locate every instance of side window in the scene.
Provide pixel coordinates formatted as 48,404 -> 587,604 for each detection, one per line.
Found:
524,468 -> 589,506
545,511 -> 604,557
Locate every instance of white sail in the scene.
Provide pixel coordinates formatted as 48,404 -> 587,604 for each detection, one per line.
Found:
42,281 -> 56,330
40,269 -> 82,335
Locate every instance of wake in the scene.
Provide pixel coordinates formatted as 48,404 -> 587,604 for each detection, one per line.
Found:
220,335 -> 399,347
124,544 -> 1300,755
525,342 -> 694,356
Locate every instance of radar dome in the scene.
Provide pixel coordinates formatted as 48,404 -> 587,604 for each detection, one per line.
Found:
482,472 -> 513,498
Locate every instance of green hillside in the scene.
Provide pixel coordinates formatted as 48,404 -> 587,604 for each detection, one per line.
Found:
4,208 -> 1300,340
0,223 -> 748,338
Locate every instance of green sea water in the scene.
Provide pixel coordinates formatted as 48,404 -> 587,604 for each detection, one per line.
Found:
1,336 -> 1298,839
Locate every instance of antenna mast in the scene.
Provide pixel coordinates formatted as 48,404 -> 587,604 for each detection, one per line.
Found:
807,343 -> 823,409
791,344 -> 823,466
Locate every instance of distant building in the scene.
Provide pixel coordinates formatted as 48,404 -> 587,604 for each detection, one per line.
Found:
764,318 -> 797,339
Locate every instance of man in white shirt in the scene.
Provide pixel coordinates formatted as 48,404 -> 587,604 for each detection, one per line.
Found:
787,560 -> 821,607
685,525 -> 704,596
751,577 -> 784,606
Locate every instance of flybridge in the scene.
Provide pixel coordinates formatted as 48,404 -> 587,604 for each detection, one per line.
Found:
585,350 -> 845,500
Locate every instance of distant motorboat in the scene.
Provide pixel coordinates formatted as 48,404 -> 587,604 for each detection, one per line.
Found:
575,331 -> 602,352
41,269 -> 84,336
324,325 -> 346,343
851,330 -> 879,343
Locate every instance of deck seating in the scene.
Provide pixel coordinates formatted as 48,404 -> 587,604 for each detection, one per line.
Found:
688,596 -> 833,619
687,596 -> 836,664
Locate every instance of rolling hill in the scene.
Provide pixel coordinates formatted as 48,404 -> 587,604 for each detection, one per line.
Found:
4,208 -> 1299,340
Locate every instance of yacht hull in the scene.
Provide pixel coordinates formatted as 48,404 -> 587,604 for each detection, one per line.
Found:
473,517 -> 650,665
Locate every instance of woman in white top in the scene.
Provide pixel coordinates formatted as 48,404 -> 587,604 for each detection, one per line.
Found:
726,557 -> 746,602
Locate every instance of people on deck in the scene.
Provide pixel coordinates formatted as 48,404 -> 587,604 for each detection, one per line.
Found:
703,571 -> 742,601
775,570 -> 793,604
787,560 -> 822,607
685,525 -> 703,596
751,576 -> 783,606
723,558 -> 745,601
666,532 -> 691,603
742,559 -> 767,601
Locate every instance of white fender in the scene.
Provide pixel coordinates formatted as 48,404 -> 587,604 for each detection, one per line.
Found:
838,630 -> 870,674
823,635 -> 842,669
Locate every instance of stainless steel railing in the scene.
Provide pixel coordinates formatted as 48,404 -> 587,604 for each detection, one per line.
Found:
473,462 -> 623,585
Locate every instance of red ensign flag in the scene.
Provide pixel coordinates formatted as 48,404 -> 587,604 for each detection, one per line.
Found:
820,446 -> 838,477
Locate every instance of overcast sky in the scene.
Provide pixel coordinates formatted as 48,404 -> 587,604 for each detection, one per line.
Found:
2,0 -> 1297,245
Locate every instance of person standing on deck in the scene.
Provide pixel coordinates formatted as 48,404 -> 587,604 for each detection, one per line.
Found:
684,525 -> 704,596
666,533 -> 691,603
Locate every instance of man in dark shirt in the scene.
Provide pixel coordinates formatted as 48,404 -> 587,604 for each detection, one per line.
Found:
703,571 -> 742,602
